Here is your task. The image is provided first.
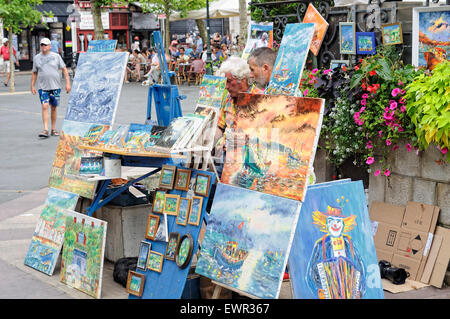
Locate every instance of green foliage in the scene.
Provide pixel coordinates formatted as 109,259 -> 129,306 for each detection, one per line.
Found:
404,60 -> 450,161
0,0 -> 48,33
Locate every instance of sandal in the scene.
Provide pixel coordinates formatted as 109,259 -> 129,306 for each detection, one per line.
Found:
51,129 -> 60,136
39,130 -> 49,138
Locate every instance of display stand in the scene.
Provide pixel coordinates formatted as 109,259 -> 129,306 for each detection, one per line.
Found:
211,281 -> 260,299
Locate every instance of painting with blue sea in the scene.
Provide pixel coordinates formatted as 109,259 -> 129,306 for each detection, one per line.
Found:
65,52 -> 128,125
265,23 -> 315,96
288,180 -> 384,299
195,183 -> 301,298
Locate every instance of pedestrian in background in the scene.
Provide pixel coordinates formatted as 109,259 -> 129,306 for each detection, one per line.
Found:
50,35 -> 61,55
0,38 -> 19,87
30,38 -> 71,138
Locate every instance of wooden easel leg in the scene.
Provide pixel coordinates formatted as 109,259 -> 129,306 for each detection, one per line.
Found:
212,284 -> 222,299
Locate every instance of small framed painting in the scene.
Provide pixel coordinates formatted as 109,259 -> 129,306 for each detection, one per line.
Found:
194,173 -> 211,197
356,32 -> 376,55
163,194 -> 181,216
159,165 -> 176,189
152,189 -> 167,214
137,241 -> 151,270
145,214 -> 160,241
147,250 -> 164,272
381,22 -> 403,45
174,168 -> 191,191
126,271 -> 145,297
176,198 -> 191,226
175,234 -> 194,269
165,232 -> 180,261
188,196 -> 203,226
330,60 -> 349,71
339,22 -> 356,55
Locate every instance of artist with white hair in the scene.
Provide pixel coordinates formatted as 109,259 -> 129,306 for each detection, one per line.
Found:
213,56 -> 251,175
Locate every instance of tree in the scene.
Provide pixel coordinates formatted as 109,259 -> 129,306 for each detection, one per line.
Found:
239,0 -> 247,46
0,0 -> 48,92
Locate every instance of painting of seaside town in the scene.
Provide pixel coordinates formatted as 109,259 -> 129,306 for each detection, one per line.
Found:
197,75 -> 227,108
265,23 -> 315,96
65,52 -> 128,125
221,94 -> 324,201
288,180 -> 384,299
195,183 -> 301,298
60,210 -> 107,299
24,188 -> 79,275
48,120 -> 109,199
413,7 -> 450,70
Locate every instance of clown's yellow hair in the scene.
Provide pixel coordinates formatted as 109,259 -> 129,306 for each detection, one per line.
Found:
311,210 -> 357,234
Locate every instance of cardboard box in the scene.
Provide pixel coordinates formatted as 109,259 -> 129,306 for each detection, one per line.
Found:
369,201 -> 440,281
429,226 -> 450,288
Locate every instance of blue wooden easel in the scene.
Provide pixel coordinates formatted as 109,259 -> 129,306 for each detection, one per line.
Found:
146,31 -> 185,126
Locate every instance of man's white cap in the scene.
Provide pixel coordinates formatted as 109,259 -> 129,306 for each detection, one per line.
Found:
40,37 -> 51,45
2,38 -> 8,44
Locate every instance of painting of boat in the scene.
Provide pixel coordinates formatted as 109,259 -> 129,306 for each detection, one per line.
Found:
215,241 -> 248,270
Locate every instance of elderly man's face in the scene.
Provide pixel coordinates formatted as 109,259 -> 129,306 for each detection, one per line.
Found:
248,57 -> 271,89
225,72 -> 247,99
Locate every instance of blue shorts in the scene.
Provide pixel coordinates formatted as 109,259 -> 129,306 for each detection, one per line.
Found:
38,89 -> 61,107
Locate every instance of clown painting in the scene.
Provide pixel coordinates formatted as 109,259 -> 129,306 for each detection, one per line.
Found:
288,180 -> 384,299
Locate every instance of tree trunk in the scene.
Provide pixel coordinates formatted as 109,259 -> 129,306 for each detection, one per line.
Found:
239,0 -> 247,47
8,28 -> 15,93
90,0 -> 104,40
164,11 -> 171,54
195,19 -> 207,47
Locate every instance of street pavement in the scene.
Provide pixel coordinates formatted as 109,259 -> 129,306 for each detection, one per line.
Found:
0,71 -> 450,300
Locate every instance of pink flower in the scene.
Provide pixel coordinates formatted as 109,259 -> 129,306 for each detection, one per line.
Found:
361,99 -> 367,106
378,130 -> 383,138
400,105 -> 406,112
354,112 -> 360,121
384,111 -> 394,120
366,156 -> 375,165
374,170 -> 381,176
398,80 -> 404,86
366,140 -> 373,149
360,106 -> 366,113
357,119 -> 364,126
389,101 -> 397,110
399,97 -> 406,104
386,139 -> 392,146
304,89 -> 309,96
323,69 -> 332,75
312,68 -> 318,74
362,93 -> 369,99
384,169 -> 391,176
406,143 -> 412,152
393,145 -> 399,151
391,88 -> 402,97
438,146 -> 448,155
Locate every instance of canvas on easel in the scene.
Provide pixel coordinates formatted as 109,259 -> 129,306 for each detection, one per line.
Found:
302,4 -> 329,56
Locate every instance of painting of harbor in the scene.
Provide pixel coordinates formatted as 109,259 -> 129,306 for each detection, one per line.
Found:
220,94 -> 324,201
195,183 -> 301,299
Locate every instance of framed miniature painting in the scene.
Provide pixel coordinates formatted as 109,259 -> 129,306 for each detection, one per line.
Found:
126,271 -> 145,297
194,173 -> 211,197
356,32 -> 376,55
176,198 -> 191,226
381,22 -> 403,45
188,196 -> 203,226
163,194 -> 181,216
152,189 -> 167,214
159,165 -> 176,189
330,60 -> 349,71
145,214 -> 160,241
137,241 -> 151,270
339,22 -> 356,55
147,250 -> 164,272
175,234 -> 194,269
412,6 -> 450,70
174,168 -> 191,191
165,232 -> 180,261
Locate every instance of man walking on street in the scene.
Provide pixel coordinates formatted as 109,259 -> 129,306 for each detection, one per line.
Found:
31,37 -> 71,138
0,38 -> 19,87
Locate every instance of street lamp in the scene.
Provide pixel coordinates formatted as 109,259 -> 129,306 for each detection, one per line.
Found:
205,0 -> 213,75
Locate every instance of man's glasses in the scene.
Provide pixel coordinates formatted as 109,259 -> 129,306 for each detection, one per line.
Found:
40,44 -> 48,46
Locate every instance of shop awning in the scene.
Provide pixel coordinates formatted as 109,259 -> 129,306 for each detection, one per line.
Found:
34,1 -> 72,23
169,0 -> 242,21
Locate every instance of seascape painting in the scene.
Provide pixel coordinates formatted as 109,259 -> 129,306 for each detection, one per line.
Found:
339,22 -> 356,54
221,94 -> 324,201
60,210 -> 107,299
288,180 -> 384,299
65,52 -> 128,125
24,188 -> 79,275
413,6 -> 450,70
48,120 -> 109,199
197,75 -> 227,108
195,183 -> 301,299
265,23 -> 315,96
356,32 -> 376,55
302,4 -> 329,56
